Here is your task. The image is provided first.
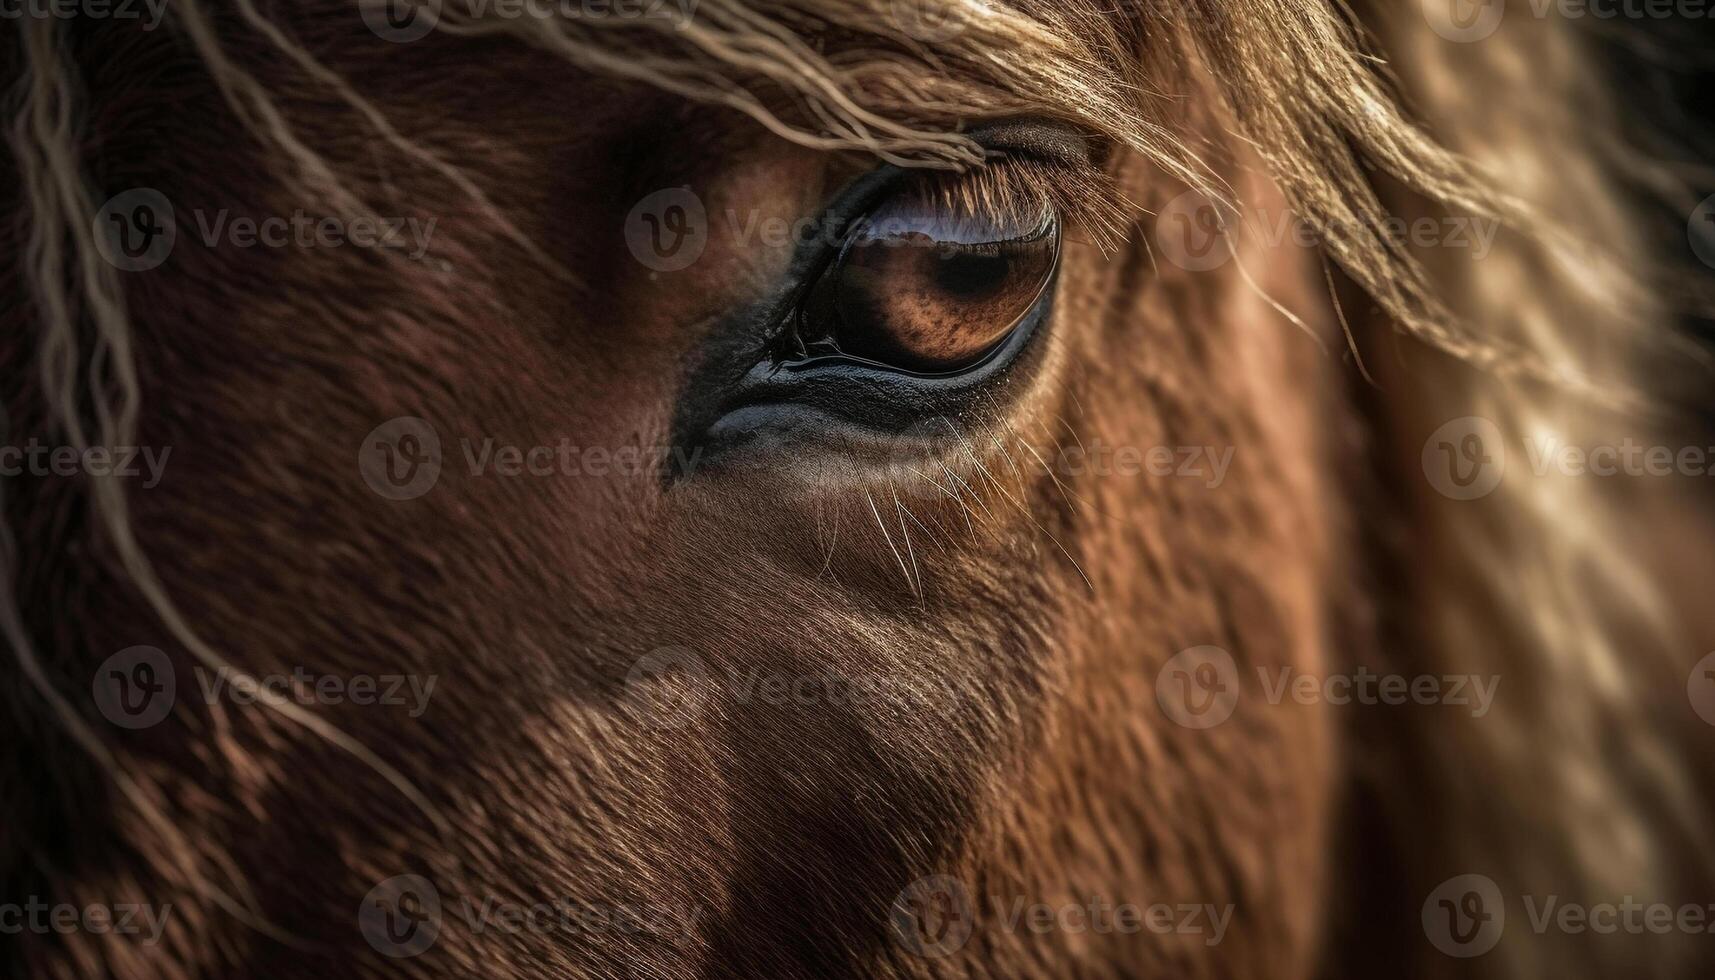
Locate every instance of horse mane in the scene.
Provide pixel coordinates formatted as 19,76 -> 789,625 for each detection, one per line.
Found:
6,2 -> 1713,976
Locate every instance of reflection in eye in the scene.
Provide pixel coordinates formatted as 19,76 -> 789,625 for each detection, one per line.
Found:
795,187 -> 1060,375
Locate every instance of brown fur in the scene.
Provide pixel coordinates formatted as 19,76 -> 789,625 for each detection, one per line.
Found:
4,2 -> 1715,978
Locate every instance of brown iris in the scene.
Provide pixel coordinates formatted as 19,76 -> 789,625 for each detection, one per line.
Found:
797,194 -> 1059,374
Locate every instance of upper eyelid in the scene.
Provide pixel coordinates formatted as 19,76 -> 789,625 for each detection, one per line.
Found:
901,151 -> 1122,252
967,119 -> 1095,167
798,121 -> 1097,247
781,131 -> 1103,286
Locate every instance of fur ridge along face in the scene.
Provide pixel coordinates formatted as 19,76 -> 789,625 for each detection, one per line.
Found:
4,2 -> 1715,978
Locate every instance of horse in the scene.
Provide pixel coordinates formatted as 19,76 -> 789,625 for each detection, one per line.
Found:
5,0 -> 1715,976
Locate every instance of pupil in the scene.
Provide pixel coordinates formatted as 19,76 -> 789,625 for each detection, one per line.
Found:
934,251 -> 1011,299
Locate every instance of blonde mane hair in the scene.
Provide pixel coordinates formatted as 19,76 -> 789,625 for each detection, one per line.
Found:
7,1 -> 1712,976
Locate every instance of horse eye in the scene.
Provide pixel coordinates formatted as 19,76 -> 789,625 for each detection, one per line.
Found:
796,195 -> 1059,374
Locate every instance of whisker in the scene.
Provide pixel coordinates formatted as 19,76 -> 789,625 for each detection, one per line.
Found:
866,490 -> 917,599
954,428 -> 1028,514
1054,414 -> 1087,456
954,419 -> 1096,597
937,462 -> 982,533
938,454 -> 998,523
1018,432 -> 1084,516
890,485 -> 924,604
815,499 -> 843,582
